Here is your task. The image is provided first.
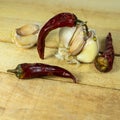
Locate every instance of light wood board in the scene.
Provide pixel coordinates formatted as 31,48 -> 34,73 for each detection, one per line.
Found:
0,0 -> 120,119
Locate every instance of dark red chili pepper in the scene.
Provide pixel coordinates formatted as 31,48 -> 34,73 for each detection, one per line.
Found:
94,32 -> 114,72
37,12 -> 87,59
7,63 -> 77,83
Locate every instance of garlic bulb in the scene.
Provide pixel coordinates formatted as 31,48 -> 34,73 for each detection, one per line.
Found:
56,24 -> 99,64
59,27 -> 76,48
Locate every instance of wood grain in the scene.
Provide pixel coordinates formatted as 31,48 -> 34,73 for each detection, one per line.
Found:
0,72 -> 120,120
0,0 -> 120,119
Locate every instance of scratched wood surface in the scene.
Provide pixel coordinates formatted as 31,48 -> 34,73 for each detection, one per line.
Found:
0,0 -> 120,120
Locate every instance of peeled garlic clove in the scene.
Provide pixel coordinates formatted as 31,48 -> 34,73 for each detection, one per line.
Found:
77,31 -> 99,63
16,24 -> 39,36
59,27 -> 76,48
69,25 -> 86,56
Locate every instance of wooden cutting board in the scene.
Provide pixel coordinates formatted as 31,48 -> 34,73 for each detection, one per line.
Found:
0,0 -> 120,120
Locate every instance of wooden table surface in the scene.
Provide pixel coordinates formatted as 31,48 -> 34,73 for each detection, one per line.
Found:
0,0 -> 120,120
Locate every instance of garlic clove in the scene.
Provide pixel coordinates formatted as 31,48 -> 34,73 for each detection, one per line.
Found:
77,30 -> 99,63
69,37 -> 86,56
69,25 -> 86,56
16,24 -> 39,36
12,23 -> 40,48
14,34 -> 38,48
59,27 -> 76,48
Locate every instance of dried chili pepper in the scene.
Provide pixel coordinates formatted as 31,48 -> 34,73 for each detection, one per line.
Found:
7,63 -> 77,83
94,33 -> 114,72
37,12 -> 88,59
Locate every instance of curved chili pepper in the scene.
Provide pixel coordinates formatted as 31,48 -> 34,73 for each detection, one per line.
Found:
7,63 -> 77,83
94,33 -> 114,72
37,12 -> 87,59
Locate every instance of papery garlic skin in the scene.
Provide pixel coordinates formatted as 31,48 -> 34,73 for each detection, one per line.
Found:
56,26 -> 77,62
69,25 -> 86,56
55,47 -> 80,64
59,27 -> 76,48
16,24 -> 39,36
13,33 -> 38,48
55,47 -> 69,60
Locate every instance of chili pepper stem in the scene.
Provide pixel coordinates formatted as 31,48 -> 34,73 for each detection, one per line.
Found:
76,19 -> 84,24
114,53 -> 120,57
84,24 -> 89,36
7,69 -> 17,74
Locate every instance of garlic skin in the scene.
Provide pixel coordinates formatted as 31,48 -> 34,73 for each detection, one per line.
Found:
69,25 -> 86,56
59,27 -> 76,48
56,25 -> 99,64
55,47 -> 69,60
16,24 -> 39,36
13,33 -> 38,48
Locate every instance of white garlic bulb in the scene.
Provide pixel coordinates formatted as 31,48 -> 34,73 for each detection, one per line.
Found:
56,24 -> 99,64
59,27 -> 76,48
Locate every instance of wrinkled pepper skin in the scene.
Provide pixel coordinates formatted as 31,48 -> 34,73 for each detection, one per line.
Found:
37,12 -> 83,59
7,63 -> 77,83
